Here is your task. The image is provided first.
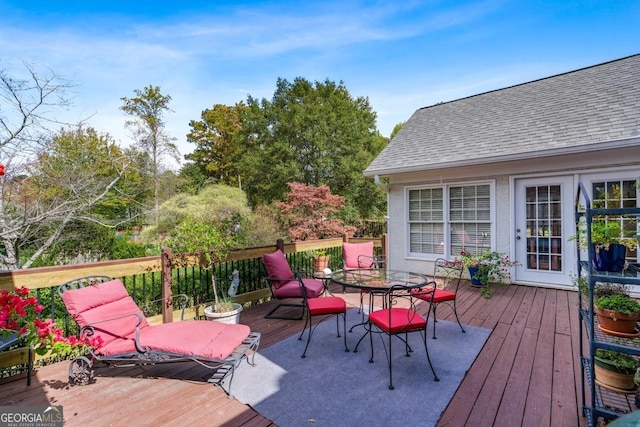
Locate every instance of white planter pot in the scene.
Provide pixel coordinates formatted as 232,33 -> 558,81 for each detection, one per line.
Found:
204,303 -> 243,324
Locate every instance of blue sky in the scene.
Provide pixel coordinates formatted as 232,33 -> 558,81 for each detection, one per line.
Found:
1,1 -> 638,169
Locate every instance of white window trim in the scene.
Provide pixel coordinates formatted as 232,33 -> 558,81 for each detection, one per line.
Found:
405,180 -> 496,260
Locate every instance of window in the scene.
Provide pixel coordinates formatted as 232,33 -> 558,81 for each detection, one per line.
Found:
408,183 -> 492,257
409,188 -> 443,254
592,179 -> 639,261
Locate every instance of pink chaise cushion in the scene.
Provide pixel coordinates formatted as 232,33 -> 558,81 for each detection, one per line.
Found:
61,279 -> 251,360
98,321 -> 250,359
342,241 -> 374,269
61,279 -> 148,348
263,249 -> 295,288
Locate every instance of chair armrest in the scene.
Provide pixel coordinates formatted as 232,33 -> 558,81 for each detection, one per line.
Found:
357,255 -> 386,268
410,281 -> 437,296
265,275 -> 295,282
79,311 -> 147,352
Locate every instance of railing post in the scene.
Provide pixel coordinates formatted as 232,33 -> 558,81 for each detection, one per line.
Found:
381,233 -> 388,260
161,247 -> 173,324
343,233 -> 349,243
276,239 -> 284,252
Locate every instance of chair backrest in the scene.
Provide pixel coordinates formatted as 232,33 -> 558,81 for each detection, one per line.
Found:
262,249 -> 295,289
342,241 -> 375,269
57,275 -> 114,297
60,279 -> 148,348
433,258 -> 463,291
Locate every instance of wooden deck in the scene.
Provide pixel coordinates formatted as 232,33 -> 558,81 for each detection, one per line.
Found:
1,282 -> 588,427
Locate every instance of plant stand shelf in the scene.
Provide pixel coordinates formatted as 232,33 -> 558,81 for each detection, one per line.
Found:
576,181 -> 640,427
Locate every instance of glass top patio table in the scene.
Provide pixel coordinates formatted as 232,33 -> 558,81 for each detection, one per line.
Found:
329,269 -> 429,291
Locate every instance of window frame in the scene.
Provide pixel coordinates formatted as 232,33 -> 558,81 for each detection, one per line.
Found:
405,180 -> 496,259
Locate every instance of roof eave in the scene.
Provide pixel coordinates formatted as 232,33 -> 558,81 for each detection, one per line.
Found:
364,137 -> 640,178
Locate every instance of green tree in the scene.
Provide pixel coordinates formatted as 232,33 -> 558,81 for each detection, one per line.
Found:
165,215 -> 233,308
1,127 -> 130,269
143,184 -> 251,246
390,121 -> 405,139
121,85 -> 179,225
238,77 -> 387,218
176,162 -> 209,195
185,103 -> 246,186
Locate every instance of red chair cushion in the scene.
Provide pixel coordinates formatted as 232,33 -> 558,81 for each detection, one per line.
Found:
342,241 -> 374,269
308,296 -> 346,315
430,289 -> 455,302
412,287 -> 455,303
369,308 -> 426,334
273,278 -> 324,299
263,249 -> 295,288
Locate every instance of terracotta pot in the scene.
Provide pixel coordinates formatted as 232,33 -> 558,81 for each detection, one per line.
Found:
595,307 -> 640,335
313,255 -> 330,272
594,355 -> 637,392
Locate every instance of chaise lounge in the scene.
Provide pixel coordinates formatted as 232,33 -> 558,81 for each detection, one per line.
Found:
58,276 -> 260,396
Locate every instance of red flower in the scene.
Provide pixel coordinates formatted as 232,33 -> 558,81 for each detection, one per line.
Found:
0,164 -> 4,176
1,286 -> 99,357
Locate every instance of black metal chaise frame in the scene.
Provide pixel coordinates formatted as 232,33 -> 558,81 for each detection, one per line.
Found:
57,276 -> 261,396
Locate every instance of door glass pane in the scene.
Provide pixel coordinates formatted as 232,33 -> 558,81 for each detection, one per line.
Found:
525,184 -> 562,272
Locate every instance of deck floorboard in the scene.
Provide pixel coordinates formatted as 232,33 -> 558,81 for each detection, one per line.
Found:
1,282 -> 587,426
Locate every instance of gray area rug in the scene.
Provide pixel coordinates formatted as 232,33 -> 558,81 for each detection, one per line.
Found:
231,309 -> 491,426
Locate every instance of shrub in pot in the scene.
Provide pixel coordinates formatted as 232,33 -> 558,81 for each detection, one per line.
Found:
594,349 -> 639,392
312,250 -> 330,272
594,293 -> 640,336
573,220 -> 637,272
573,277 -> 630,308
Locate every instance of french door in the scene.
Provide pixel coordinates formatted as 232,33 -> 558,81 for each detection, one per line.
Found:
514,176 -> 576,287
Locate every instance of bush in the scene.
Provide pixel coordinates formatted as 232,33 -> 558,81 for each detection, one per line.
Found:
595,294 -> 640,315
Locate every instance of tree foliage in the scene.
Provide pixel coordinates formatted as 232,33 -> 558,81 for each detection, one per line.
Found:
1,126 -> 131,269
186,77 -> 388,219
121,85 -> 179,224
185,103 -> 246,186
390,121 -> 405,139
277,182 -> 355,241
143,184 -> 250,245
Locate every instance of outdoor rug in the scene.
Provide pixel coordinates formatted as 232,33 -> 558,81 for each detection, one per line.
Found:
231,309 -> 491,426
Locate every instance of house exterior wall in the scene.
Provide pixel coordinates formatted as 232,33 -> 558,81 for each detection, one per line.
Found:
382,146 -> 639,288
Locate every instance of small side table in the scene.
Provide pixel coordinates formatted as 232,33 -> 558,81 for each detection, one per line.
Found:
312,271 -> 334,295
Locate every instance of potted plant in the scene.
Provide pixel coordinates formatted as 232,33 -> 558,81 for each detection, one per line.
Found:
312,249 -> 330,272
594,349 -> 638,392
573,276 -> 630,308
457,250 -> 520,298
594,292 -> 640,337
572,219 -> 637,272
168,215 -> 243,324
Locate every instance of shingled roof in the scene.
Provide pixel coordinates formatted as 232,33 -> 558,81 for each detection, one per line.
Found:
365,54 -> 640,177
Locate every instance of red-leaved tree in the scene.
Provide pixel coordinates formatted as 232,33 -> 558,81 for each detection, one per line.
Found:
277,182 -> 355,241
